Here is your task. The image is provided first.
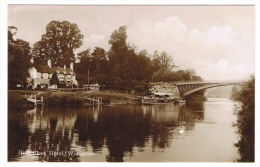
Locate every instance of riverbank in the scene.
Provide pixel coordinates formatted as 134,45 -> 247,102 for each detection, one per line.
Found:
8,91 -> 35,110
8,90 -> 140,109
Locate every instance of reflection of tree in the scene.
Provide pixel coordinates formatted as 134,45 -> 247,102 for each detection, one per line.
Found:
9,102 -> 206,162
74,107 -> 105,152
74,105 -> 151,162
8,110 -> 30,161
178,102 -> 205,131
9,107 -> 80,162
142,105 -> 177,152
103,105 -> 149,162
31,108 -> 80,162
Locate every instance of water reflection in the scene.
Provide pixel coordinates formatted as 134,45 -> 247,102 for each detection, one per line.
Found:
9,99 -> 238,162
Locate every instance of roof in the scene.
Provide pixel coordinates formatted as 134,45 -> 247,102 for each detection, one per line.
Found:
34,64 -> 75,75
153,93 -> 173,96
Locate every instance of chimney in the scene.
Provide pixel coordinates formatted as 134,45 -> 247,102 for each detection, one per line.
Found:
64,65 -> 66,70
70,62 -> 74,71
47,59 -> 51,68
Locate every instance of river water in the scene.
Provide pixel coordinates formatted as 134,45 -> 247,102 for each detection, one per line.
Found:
8,98 -> 240,162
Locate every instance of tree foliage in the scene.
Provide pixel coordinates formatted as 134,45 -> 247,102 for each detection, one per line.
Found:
32,21 -> 84,66
8,26 -> 31,88
234,76 -> 255,162
49,72 -> 59,85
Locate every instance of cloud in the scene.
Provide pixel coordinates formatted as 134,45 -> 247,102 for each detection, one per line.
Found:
188,29 -> 205,47
128,16 -> 187,52
205,26 -> 237,49
188,26 -> 237,49
85,34 -> 105,43
193,59 -> 251,81
207,59 -> 229,70
152,17 -> 187,42
128,17 -> 252,81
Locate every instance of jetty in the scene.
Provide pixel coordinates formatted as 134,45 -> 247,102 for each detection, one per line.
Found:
25,94 -> 43,107
85,97 -> 102,105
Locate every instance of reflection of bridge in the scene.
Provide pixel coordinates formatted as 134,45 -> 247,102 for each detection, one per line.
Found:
176,82 -> 243,99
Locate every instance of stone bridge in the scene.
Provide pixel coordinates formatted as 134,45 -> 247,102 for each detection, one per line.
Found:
176,82 -> 243,98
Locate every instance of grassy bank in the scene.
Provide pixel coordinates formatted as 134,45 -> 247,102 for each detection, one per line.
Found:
8,92 -> 34,110
42,92 -> 84,106
42,91 -> 139,106
8,90 -> 139,108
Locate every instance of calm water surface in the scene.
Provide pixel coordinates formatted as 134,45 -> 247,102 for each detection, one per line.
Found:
8,98 -> 240,162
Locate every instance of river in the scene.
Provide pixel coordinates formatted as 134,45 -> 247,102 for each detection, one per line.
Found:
8,98 -> 240,162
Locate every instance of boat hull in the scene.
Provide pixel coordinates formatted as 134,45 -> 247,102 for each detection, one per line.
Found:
142,98 -> 175,105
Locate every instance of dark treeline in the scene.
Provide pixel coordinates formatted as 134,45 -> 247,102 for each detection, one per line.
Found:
8,21 -> 202,91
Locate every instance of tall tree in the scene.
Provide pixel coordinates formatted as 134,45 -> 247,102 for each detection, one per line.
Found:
108,26 -> 128,79
8,26 -> 31,88
159,51 -> 174,70
234,76 -> 255,162
32,21 -> 84,66
91,47 -> 109,75
75,49 -> 93,74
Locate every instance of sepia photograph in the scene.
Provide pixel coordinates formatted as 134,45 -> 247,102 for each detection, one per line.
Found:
7,4 -> 256,163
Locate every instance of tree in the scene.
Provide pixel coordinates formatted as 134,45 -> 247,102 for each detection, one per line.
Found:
159,51 -> 175,70
75,49 -> 93,74
91,47 -> 109,75
32,21 -> 84,66
49,72 -> 59,87
8,26 -> 31,88
234,76 -> 255,162
135,50 -> 153,81
108,26 -> 128,79
74,47 -> 110,87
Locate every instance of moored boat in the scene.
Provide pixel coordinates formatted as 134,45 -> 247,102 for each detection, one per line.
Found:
142,93 -> 175,105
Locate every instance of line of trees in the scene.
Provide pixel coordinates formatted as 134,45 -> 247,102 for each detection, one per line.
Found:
8,21 -> 203,92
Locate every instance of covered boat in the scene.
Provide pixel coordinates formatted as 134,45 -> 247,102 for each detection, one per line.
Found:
142,93 -> 175,105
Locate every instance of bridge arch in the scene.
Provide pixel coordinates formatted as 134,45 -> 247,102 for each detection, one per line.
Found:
176,82 -> 243,98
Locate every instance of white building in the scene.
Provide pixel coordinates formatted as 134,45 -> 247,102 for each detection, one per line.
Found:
27,59 -> 78,89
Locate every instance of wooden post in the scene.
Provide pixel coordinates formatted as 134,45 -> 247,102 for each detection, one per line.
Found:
35,95 -> 37,107
41,96 -> 43,106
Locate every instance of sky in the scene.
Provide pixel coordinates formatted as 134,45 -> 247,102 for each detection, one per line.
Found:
8,5 -> 255,81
